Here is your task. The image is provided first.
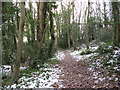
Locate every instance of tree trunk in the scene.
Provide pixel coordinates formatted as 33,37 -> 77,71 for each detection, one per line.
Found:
42,2 -> 47,44
36,2 -> 44,58
85,1 -> 90,49
67,2 -> 71,49
71,2 -> 76,49
48,3 -> 55,57
103,2 -> 108,31
16,2 -> 19,32
12,2 -> 25,83
29,2 -> 35,44
26,23 -> 31,43
112,2 -> 120,47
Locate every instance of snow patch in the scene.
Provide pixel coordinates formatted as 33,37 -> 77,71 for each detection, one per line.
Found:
55,51 -> 65,60
69,46 -> 99,61
90,46 -> 99,52
70,51 -> 99,61
1,65 -> 27,76
114,48 -> 120,55
1,65 -> 11,76
7,65 -> 63,88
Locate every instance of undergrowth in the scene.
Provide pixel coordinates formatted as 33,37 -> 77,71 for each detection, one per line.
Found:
87,43 -> 119,82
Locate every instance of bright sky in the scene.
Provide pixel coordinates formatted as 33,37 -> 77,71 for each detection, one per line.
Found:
58,0 -> 111,23
13,0 -> 112,23
11,0 -> 117,42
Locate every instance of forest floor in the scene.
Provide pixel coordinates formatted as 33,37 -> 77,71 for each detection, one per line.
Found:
52,50 -> 118,88
3,43 -> 119,88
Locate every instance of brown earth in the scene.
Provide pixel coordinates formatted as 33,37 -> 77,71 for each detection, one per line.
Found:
53,50 -> 118,88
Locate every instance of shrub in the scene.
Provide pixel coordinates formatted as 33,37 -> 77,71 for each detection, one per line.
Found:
80,49 -> 94,55
97,46 -> 112,54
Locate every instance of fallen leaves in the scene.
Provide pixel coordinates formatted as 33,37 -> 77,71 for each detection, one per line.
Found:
57,50 -> 118,88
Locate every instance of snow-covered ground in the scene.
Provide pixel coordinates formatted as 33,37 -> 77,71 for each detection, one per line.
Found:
4,51 -> 64,88
70,46 -> 99,61
1,65 -> 27,76
71,52 -> 99,61
1,65 -> 11,76
3,44 -> 119,88
0,51 -> 65,76
114,48 -> 120,56
6,65 -> 63,88
87,46 -> 119,87
55,51 -> 65,60
69,44 -> 119,87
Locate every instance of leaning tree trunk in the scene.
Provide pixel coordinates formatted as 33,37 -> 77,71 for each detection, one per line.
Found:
12,2 -> 25,83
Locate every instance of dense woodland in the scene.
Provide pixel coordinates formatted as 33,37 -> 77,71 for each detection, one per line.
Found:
1,0 -> 120,88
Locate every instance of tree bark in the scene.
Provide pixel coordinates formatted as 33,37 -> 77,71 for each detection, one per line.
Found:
67,2 -> 71,49
12,2 -> 25,83
36,2 -> 44,58
71,2 -> 76,49
112,2 -> 120,47
85,1 -> 90,49
103,2 -> 108,31
48,3 -> 55,57
30,3 -> 35,44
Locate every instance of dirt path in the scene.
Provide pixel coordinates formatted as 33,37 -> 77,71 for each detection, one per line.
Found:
56,50 -> 117,88
58,50 -> 94,88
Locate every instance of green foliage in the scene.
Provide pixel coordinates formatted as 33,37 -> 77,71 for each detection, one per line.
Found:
20,67 -> 41,77
80,49 -> 94,55
80,42 -> 113,55
58,32 -> 68,49
100,54 -> 118,75
24,44 -> 35,55
57,22 -> 80,49
40,40 -> 51,59
31,59 -> 43,69
97,45 -> 113,54
2,76 -> 11,88
2,2 -> 18,65
2,2 -> 18,22
96,28 -> 113,42
29,39 -> 55,68
46,58 -> 59,65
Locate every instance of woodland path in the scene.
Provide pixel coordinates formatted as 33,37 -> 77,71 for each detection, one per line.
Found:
58,50 -> 94,88
52,50 -> 117,88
